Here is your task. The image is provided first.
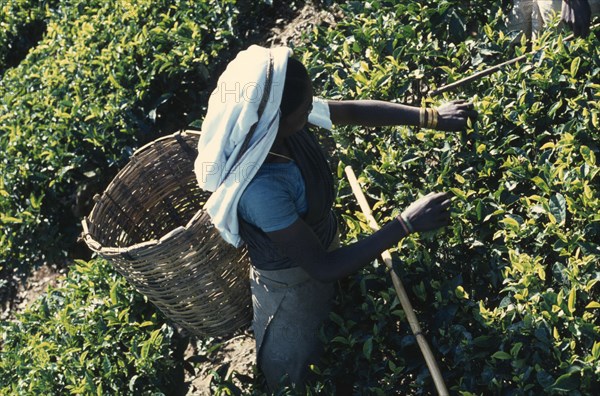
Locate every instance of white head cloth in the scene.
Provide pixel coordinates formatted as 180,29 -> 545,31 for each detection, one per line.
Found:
194,45 -> 292,247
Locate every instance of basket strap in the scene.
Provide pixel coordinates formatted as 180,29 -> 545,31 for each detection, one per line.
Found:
222,51 -> 275,181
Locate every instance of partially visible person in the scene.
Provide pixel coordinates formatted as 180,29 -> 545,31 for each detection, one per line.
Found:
506,0 -> 599,39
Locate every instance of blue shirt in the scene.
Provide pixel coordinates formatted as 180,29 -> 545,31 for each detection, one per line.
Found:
238,161 -> 308,232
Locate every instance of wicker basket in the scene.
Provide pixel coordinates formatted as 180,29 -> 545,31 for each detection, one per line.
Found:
81,130 -> 252,337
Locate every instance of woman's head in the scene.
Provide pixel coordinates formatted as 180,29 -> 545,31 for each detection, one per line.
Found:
278,57 -> 313,137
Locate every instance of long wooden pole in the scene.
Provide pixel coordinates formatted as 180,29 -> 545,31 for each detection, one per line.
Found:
344,166 -> 449,396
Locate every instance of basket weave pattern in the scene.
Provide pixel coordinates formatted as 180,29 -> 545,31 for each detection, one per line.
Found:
82,130 -> 252,337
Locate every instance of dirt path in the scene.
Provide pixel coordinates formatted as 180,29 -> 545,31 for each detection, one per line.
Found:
184,332 -> 256,395
1,264 -> 66,320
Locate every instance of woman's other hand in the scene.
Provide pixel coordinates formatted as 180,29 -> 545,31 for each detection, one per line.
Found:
401,192 -> 452,233
435,99 -> 478,132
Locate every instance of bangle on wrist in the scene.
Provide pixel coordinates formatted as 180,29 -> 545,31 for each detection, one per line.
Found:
420,107 -> 439,129
419,108 -> 426,127
400,213 -> 415,234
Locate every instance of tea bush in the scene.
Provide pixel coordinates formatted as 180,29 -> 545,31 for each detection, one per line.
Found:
302,0 -> 507,104
1,0 -> 599,394
0,0 -> 58,76
0,259 -> 177,395
208,1 -> 599,394
0,0 -> 240,276
293,2 -> 599,394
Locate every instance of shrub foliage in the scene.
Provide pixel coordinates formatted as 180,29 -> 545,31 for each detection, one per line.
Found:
291,1 -> 600,394
0,0 -> 239,275
0,0 -> 599,395
0,0 -> 58,76
0,259 -> 176,395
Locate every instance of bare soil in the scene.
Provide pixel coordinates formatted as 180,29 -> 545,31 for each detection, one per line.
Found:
1,264 -> 66,321
184,332 -> 257,395
265,2 -> 342,47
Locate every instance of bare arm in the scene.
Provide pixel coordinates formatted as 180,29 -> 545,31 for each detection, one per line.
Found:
266,192 -> 451,282
267,216 -> 407,282
328,100 -> 420,127
328,99 -> 477,131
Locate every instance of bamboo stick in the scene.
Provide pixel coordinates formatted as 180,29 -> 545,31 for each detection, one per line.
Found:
429,53 -> 528,97
344,165 -> 449,396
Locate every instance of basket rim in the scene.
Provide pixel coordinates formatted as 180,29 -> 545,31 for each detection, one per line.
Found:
133,129 -> 202,159
81,220 -> 192,254
80,129 -> 211,254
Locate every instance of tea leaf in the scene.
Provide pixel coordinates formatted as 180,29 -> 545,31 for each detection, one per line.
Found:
548,100 -> 562,118
540,141 -> 555,150
363,337 -> 373,360
592,342 -> 600,360
580,146 -> 596,166
570,57 -> 581,78
550,371 -> 580,392
549,193 -> 566,225
500,216 -> 520,230
567,287 -> 576,314
492,351 -> 511,360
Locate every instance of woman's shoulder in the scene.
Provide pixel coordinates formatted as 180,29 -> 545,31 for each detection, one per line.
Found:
240,162 -> 301,203
238,162 -> 306,231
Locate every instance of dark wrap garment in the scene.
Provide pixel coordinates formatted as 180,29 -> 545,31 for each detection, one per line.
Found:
238,127 -> 339,390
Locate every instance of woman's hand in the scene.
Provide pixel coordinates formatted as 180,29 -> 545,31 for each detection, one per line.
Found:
401,192 -> 452,233
435,99 -> 478,132
561,0 -> 592,37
